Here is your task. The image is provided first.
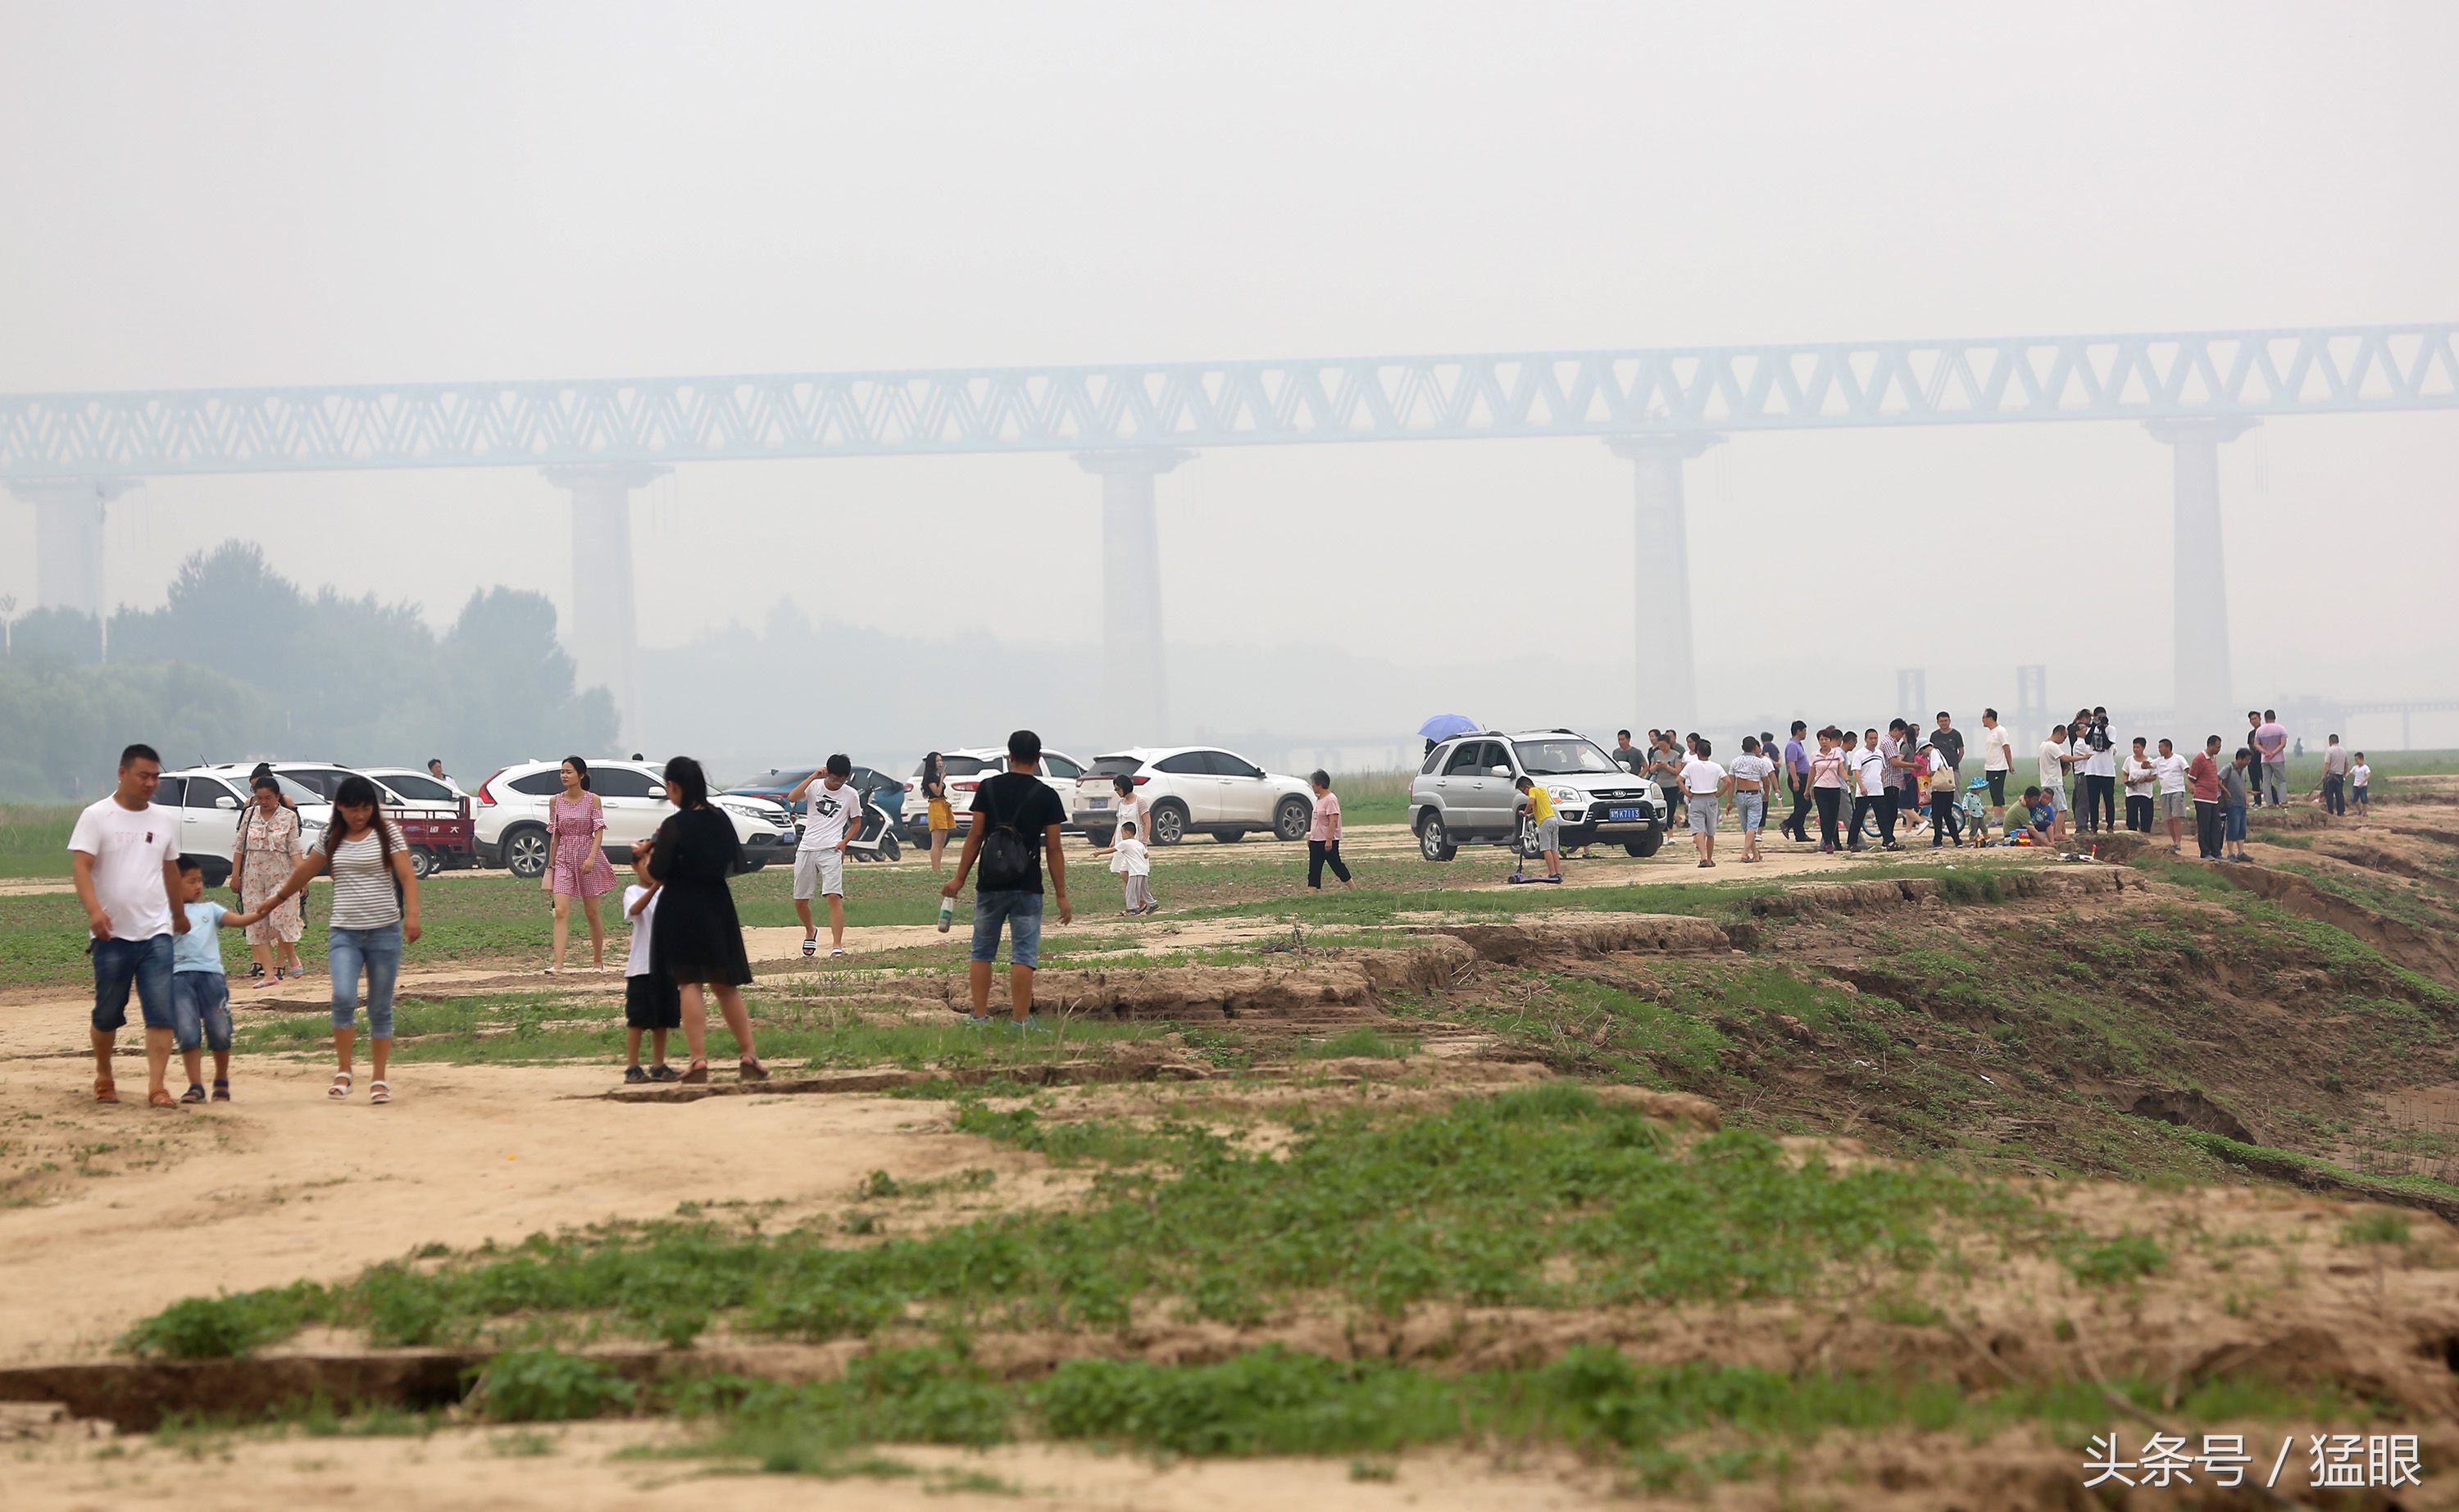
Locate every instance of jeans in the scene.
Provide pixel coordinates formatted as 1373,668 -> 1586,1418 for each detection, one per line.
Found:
969,888 -> 1045,969
170,970 -> 233,1053
2323,773 -> 2345,815
2125,794 -> 2154,833
93,932 -> 175,1033
2225,802 -> 2248,846
329,924 -> 403,1038
1736,792 -> 1765,833
2194,800 -> 2225,860
1307,838 -> 1352,888
1813,786 -> 1843,848
2261,768 -> 2285,806
1929,791 -> 1961,845
2085,774 -> 2116,832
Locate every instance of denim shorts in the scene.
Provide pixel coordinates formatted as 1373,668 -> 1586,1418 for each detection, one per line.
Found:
171,970 -> 233,1053
2225,803 -> 2248,843
1735,792 -> 1765,833
93,933 -> 175,1033
330,923 -> 404,1038
969,889 -> 1045,970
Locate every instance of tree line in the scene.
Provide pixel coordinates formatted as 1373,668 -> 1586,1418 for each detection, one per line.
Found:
0,543 -> 612,801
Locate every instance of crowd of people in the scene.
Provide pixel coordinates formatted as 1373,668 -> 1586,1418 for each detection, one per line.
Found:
67,710 -> 2378,1106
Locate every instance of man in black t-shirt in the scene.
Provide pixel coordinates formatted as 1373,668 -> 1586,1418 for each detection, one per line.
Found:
942,729 -> 1071,1030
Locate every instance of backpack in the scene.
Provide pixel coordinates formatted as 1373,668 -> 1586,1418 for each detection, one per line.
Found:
975,778 -> 1036,892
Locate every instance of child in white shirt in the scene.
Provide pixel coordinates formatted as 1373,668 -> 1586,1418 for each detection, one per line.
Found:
621,842 -> 680,1083
2350,756 -> 2372,816
1096,820 -> 1155,915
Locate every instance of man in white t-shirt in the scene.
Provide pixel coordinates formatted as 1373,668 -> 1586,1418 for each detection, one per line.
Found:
788,755 -> 861,957
1678,738 -> 1730,868
68,742 -> 188,1106
1978,709 -> 2016,822
2150,737 -> 2192,853
2036,725 -> 2076,845
1847,728 -> 1897,850
2253,711 -> 2289,806
2320,734 -> 2352,818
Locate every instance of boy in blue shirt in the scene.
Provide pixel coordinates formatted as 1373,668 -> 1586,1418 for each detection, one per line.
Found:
171,858 -> 266,1103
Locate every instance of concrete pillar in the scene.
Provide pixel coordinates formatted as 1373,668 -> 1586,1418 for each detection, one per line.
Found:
1607,434 -> 1720,731
2145,418 -> 2257,736
9,477 -> 138,617
543,463 -> 667,751
1075,448 -> 1193,744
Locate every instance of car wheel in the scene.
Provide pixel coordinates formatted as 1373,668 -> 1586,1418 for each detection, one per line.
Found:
1150,801 -> 1189,846
408,847 -> 437,879
1084,829 -> 1114,849
1514,817 -> 1542,858
505,825 -> 550,880
1625,832 -> 1666,859
1273,796 -> 1311,842
1416,812 -> 1457,862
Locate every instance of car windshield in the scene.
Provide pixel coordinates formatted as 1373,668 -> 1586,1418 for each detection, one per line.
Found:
1511,738 -> 1618,776
1089,756 -> 1144,778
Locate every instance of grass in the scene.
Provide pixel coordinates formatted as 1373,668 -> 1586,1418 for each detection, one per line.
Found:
121,1083 -> 2049,1358
0,801 -> 80,879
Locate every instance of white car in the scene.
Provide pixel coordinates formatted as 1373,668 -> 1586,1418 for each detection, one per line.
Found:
902,747 -> 1090,843
158,767 -> 330,886
473,759 -> 795,879
1074,747 -> 1314,847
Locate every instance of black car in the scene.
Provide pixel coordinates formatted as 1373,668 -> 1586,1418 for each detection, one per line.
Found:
726,766 -> 907,842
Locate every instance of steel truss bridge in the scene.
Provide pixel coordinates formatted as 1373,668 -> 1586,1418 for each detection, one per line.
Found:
5,324 -> 2454,745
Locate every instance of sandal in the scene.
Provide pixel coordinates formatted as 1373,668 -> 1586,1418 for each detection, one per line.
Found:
211,1079 -> 231,1102
94,1077 -> 119,1105
738,1060 -> 770,1083
180,1084 -> 207,1104
369,1081 -> 391,1106
679,1061 -> 709,1084
329,1071 -> 353,1100
648,1064 -> 680,1083
148,1088 -> 177,1110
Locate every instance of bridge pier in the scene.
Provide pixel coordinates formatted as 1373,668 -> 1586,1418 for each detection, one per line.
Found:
9,478 -> 137,619
1075,449 -> 1193,745
1608,434 -> 1720,732
2146,418 -> 2257,737
543,463 -> 667,751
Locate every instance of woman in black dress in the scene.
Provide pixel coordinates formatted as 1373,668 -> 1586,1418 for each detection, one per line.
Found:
645,756 -> 766,1083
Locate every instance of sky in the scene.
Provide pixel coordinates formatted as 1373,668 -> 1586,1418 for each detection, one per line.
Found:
3,2 -> 2456,752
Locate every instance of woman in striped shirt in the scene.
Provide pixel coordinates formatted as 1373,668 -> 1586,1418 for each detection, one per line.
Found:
261,775 -> 422,1105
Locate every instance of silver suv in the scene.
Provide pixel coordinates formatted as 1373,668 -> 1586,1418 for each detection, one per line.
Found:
1409,730 -> 1668,861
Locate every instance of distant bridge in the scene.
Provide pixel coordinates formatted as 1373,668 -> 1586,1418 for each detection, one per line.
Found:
7,325 -> 2454,747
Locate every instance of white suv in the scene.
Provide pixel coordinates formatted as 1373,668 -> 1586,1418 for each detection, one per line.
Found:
1075,747 -> 1314,847
159,767 -> 330,886
474,760 -> 795,879
902,747 -> 1090,844
1408,730 -> 1668,861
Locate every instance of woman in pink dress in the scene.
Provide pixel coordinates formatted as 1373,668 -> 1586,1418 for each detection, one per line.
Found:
543,756 -> 618,973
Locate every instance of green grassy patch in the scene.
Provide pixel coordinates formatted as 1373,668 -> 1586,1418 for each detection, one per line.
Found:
0,802 -> 80,879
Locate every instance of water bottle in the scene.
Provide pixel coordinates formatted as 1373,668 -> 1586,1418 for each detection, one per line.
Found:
937,897 -> 955,933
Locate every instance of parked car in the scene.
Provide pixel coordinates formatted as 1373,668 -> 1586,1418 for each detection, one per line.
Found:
1408,730 -> 1667,861
1073,747 -> 1313,847
902,747 -> 1090,844
158,767 -> 330,886
728,765 -> 907,839
474,759 -> 795,879
227,762 -> 477,878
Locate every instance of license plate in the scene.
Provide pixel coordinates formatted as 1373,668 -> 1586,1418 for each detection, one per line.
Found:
1088,797 -> 1109,810
1609,806 -> 1643,823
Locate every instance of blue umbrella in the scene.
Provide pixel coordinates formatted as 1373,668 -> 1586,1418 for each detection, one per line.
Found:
1418,714 -> 1480,741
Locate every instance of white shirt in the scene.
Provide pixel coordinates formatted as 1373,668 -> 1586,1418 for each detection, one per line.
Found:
1980,726 -> 2015,771
2038,740 -> 2068,788
68,797 -> 179,940
1679,758 -> 1726,796
1728,752 -> 1775,788
1108,837 -> 1150,877
2123,757 -> 2157,797
2152,753 -> 2189,795
1111,795 -> 1148,842
2350,762 -> 2371,788
798,780 -> 861,851
625,884 -> 658,976
1849,746 -> 1889,797
2084,737 -> 2117,779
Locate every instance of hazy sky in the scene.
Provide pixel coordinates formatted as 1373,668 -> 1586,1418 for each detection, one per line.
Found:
4,2 -> 2456,737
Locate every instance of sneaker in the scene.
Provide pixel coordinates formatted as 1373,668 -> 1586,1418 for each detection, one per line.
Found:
648,1064 -> 680,1083
1014,1017 -> 1050,1035
624,1065 -> 648,1084
964,1015 -> 993,1028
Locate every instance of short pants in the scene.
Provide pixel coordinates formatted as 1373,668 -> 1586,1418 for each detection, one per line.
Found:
793,847 -> 845,900
2352,785 -> 2369,806
170,970 -> 233,1054
1735,792 -> 1765,832
92,933 -> 175,1033
625,972 -> 682,1030
2158,791 -> 2190,821
1685,796 -> 1719,834
1535,816 -> 1561,854
970,888 -> 1045,970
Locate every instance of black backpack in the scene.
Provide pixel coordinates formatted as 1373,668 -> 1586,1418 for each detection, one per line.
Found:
976,778 -> 1035,892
